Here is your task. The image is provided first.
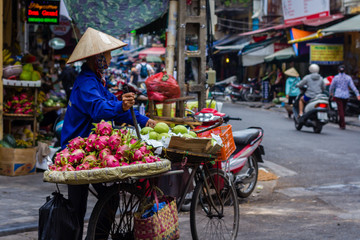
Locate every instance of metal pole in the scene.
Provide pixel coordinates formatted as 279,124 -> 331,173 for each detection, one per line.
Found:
0,0 -> 3,140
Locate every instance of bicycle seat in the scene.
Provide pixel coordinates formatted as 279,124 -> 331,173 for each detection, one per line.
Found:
232,128 -> 261,145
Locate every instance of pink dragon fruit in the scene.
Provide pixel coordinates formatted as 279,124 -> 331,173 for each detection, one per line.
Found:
93,120 -> 113,136
68,149 -> 85,165
108,135 -> 122,151
144,156 -> 155,163
59,148 -> 71,166
15,108 -> 24,114
24,109 -> 33,114
139,146 -> 151,156
48,165 -> 58,171
68,136 -> 85,151
54,152 -> 62,166
119,162 -> 129,167
85,134 -> 97,152
62,163 -> 76,171
83,154 -> 98,167
23,102 -> 32,108
130,161 -> 144,165
75,162 -> 91,171
19,93 -> 28,100
99,148 -> 111,161
104,155 -> 120,168
94,136 -> 109,151
115,144 -> 130,159
119,128 -> 128,135
92,167 -> 101,170
133,150 -> 143,161
12,96 -> 19,102
129,138 -> 137,145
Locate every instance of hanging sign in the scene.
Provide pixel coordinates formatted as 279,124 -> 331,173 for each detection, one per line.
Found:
26,0 -> 60,24
50,15 -> 71,36
282,0 -> 330,24
310,44 -> 343,65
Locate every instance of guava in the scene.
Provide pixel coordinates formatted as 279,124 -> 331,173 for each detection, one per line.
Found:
149,132 -> 159,140
188,131 -> 197,138
172,125 -> 188,134
23,63 -> 33,72
140,127 -> 154,135
19,71 -> 32,81
157,133 -> 169,140
154,122 -> 169,134
182,133 -> 194,138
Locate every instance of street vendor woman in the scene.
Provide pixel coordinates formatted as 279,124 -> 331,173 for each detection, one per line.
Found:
61,27 -> 156,239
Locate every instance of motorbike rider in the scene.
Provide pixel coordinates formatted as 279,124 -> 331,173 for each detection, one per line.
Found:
296,64 -> 325,117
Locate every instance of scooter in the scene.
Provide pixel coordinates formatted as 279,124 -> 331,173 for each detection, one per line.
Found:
209,76 -> 234,100
293,86 -> 329,133
229,81 -> 246,102
191,108 -> 265,198
240,78 -> 262,102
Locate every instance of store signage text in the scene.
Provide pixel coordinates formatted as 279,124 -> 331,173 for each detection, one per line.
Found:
26,1 -> 60,25
310,44 -> 343,65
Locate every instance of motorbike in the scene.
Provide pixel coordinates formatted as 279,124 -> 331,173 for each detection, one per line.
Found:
209,76 -> 235,100
110,77 -> 148,105
240,78 -> 262,102
229,81 -> 246,102
191,107 -> 265,198
293,86 -> 329,133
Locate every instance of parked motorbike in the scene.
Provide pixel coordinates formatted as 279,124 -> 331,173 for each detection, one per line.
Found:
293,86 -> 329,133
240,78 -> 262,102
328,96 -> 338,123
111,78 -> 148,105
191,107 -> 265,198
209,76 -> 235,100
229,81 -> 246,102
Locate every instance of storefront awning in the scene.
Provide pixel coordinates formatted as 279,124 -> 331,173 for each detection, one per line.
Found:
302,13 -> 344,27
264,47 -> 295,62
138,47 -> 166,56
322,14 -> 360,33
242,44 -> 274,67
63,0 -> 169,35
238,22 -> 300,37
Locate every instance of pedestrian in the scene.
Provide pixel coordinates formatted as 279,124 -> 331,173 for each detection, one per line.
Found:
129,67 -> 138,86
60,27 -> 156,239
329,65 -> 360,129
271,66 -> 284,99
57,59 -> 78,102
284,67 -> 300,105
136,57 -> 154,87
296,64 -> 325,117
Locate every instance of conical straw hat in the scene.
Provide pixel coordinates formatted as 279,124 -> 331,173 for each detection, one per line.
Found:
284,67 -> 299,77
67,27 -> 127,64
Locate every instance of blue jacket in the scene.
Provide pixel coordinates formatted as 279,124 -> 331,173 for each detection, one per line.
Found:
285,76 -> 300,97
61,65 -> 149,149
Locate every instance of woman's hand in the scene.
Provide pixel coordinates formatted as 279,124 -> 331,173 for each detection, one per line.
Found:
146,119 -> 157,128
122,92 -> 135,111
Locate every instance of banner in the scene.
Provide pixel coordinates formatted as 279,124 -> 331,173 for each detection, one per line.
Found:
310,44 -> 343,65
282,0 -> 330,24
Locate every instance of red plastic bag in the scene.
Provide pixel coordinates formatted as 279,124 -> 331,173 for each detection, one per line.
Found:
145,72 -> 181,102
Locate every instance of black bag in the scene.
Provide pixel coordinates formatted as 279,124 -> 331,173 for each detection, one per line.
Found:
38,191 -> 80,240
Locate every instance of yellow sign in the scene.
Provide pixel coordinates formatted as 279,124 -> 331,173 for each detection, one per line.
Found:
310,44 -> 343,65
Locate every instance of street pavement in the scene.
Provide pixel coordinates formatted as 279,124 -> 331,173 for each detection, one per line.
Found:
0,101 -> 359,239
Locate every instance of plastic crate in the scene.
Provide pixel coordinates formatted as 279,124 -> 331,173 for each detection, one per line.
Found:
197,125 -> 235,161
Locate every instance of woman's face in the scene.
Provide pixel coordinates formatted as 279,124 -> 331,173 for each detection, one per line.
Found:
104,51 -> 112,67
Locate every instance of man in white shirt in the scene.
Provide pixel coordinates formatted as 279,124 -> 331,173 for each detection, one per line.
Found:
135,57 -> 154,86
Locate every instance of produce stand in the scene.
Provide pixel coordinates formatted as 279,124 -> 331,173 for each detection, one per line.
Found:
2,79 -> 40,146
43,159 -> 171,185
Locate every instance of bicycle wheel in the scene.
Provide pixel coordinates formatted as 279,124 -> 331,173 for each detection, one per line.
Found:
190,169 -> 239,240
87,183 -> 142,240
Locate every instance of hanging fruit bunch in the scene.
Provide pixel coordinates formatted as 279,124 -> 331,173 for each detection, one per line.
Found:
49,120 -> 162,171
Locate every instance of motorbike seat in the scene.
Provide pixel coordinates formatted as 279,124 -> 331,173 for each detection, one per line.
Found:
233,128 -> 261,145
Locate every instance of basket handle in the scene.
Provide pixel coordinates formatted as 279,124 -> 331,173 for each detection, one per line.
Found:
194,119 -> 224,134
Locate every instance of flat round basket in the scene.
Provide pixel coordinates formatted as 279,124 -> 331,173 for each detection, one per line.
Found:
43,159 -> 171,185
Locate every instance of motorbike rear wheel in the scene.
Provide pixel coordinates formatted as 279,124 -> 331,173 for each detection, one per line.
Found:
235,154 -> 259,198
313,125 -> 322,134
294,116 -> 303,131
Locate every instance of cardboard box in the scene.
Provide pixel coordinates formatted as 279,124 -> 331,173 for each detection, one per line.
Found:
0,147 -> 37,176
168,136 -> 212,153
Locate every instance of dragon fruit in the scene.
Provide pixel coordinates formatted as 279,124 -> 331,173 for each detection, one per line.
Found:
94,136 -> 109,151
19,93 -> 28,100
62,163 -> 76,171
15,108 -> 24,114
129,138 -> 137,145
23,102 -> 32,108
68,149 -> 85,165
49,165 -> 58,171
144,156 -> 155,163
83,154 -> 98,167
24,109 -> 33,114
115,144 -> 130,159
119,162 -> 129,167
85,134 -> 97,152
93,120 -> 113,136
139,146 -> 151,156
59,148 -> 71,166
133,150 -> 143,161
130,161 -> 144,165
104,155 -> 120,168
54,152 -> 62,166
99,148 -> 111,161
108,135 -> 122,151
75,162 -> 91,171
68,136 -> 85,151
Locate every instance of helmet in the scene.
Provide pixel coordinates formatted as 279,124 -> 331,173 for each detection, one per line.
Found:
309,64 -> 320,73
338,65 -> 345,73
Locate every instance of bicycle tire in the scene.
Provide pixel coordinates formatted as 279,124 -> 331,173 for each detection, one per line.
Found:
87,183 -> 142,240
190,169 -> 239,240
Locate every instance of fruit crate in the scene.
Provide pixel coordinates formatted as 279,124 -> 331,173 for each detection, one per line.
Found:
162,148 -> 216,163
196,125 -> 236,161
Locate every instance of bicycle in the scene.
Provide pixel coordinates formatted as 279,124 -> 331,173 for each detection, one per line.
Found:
86,150 -> 239,240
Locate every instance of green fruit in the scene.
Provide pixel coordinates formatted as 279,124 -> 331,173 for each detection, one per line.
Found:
140,127 -> 154,135
19,71 -> 32,80
154,122 -> 169,134
23,63 -> 33,72
182,133 -> 194,138
14,61 -> 21,65
157,133 -> 169,140
31,70 -> 41,81
149,132 -> 159,140
188,131 -> 197,138
172,125 -> 188,134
